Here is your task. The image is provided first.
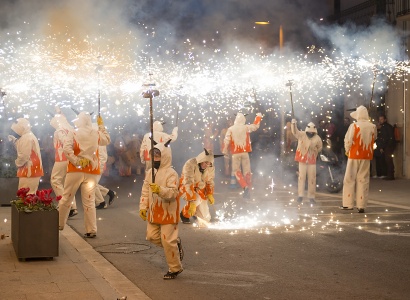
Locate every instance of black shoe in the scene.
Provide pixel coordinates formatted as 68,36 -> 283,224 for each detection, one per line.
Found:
180,211 -> 191,224
297,197 -> 303,204
358,208 -> 365,213
163,269 -> 183,280
177,237 -> 184,261
309,198 -> 316,204
107,190 -> 116,205
84,233 -> 96,238
339,206 -> 353,210
243,187 -> 250,199
96,201 -> 107,209
68,209 -> 78,218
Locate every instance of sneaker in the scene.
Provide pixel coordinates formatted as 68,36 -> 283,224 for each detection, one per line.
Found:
243,187 -> 250,199
339,206 -> 353,210
163,269 -> 183,280
180,211 -> 191,224
68,209 -> 78,218
96,201 -> 107,209
176,237 -> 184,261
84,233 -> 97,238
358,208 -> 365,213
309,198 -> 316,204
107,190 -> 116,205
297,197 -> 303,204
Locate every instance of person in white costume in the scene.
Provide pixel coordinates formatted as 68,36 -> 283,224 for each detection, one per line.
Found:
222,113 -> 262,199
179,149 -> 219,224
291,119 -> 323,204
341,105 -> 376,213
92,123 -> 117,209
139,140 -> 184,280
49,112 -> 78,217
58,112 -> 110,238
140,121 -> 178,170
9,118 -> 44,193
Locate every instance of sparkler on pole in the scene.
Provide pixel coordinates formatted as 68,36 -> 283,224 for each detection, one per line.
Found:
285,80 -> 294,118
95,63 -> 103,116
142,84 -> 160,183
369,68 -> 378,109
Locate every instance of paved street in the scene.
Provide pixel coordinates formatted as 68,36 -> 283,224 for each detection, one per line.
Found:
64,172 -> 410,300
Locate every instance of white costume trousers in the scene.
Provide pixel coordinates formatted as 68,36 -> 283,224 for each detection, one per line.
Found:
59,172 -> 98,234
298,162 -> 317,199
18,177 -> 40,194
95,175 -> 109,205
51,161 -> 77,209
146,222 -> 182,273
343,159 -> 370,209
232,152 -> 251,177
192,193 -> 211,222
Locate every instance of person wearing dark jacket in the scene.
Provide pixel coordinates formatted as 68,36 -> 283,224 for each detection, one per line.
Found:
375,115 -> 395,180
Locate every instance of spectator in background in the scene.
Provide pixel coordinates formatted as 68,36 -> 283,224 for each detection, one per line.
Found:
375,114 -> 395,180
114,127 -> 132,176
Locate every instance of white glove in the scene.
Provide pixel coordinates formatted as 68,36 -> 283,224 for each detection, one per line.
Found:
256,112 -> 263,117
141,158 -> 145,164
8,135 -> 17,143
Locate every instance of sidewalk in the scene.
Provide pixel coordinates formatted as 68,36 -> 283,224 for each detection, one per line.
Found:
0,207 -> 151,300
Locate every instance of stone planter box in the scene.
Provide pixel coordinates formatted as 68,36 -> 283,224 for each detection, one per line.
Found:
0,177 -> 18,206
11,204 -> 59,259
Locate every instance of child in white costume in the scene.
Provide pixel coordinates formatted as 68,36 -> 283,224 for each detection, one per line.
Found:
179,149 -> 218,224
139,141 -> 183,280
9,118 -> 43,193
291,119 -> 323,204
223,113 -> 262,199
50,113 -> 78,217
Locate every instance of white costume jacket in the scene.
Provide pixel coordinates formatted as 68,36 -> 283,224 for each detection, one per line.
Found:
291,121 -> 323,164
178,150 -> 215,202
139,142 -> 179,224
223,113 -> 262,155
140,121 -> 178,162
11,118 -> 43,178
63,112 -> 110,174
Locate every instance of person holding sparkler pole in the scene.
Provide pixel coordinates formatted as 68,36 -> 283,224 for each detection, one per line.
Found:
340,105 -> 376,213
139,87 -> 184,280
58,111 -> 110,238
179,149 -> 222,224
8,118 -> 44,194
222,112 -> 263,199
290,118 -> 323,205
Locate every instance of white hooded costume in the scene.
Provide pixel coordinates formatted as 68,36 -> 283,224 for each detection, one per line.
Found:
291,119 -> 323,201
342,105 -> 376,211
58,112 -> 110,236
9,118 -> 43,193
50,114 -> 77,210
179,149 -> 216,222
139,141 -> 182,273
140,121 -> 178,169
223,113 -> 262,190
